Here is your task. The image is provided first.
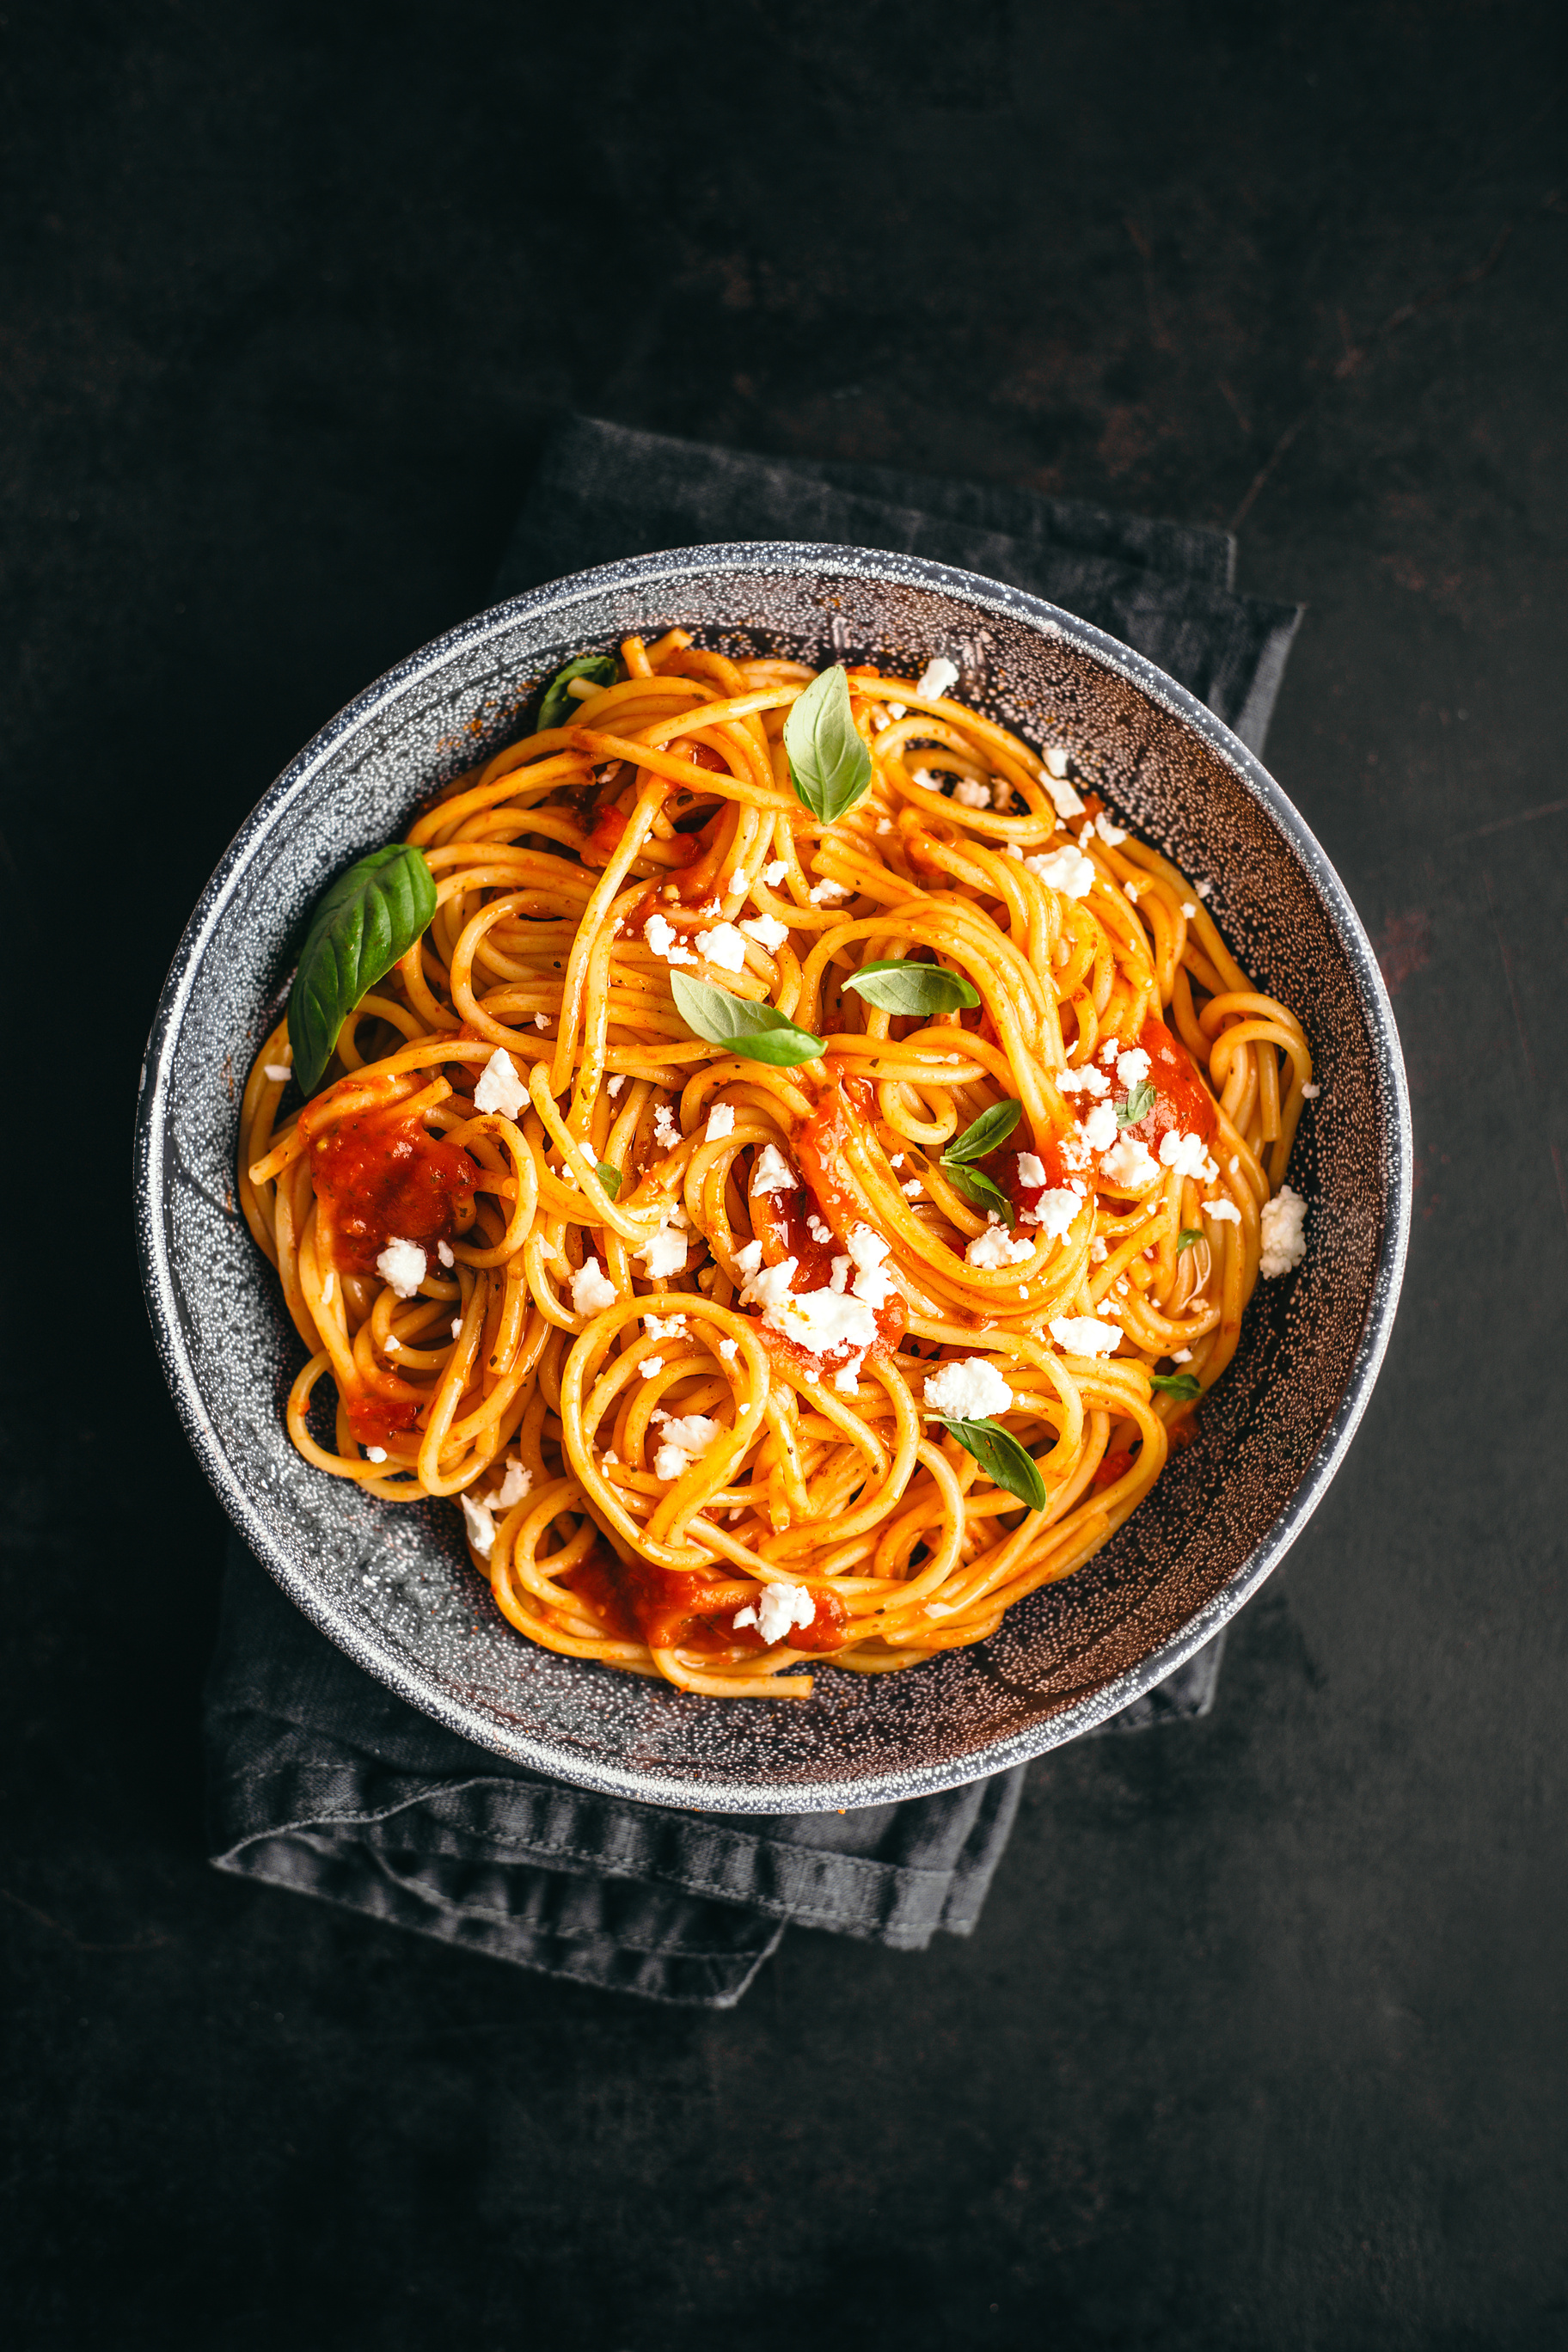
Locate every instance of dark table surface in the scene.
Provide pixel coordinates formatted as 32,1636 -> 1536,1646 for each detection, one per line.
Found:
3,4 -> 1565,2346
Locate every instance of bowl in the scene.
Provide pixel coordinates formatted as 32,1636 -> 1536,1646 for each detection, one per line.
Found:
134,542 -> 1412,1812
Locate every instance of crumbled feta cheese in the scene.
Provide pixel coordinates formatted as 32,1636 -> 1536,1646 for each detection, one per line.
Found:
695,898 -> 722,918
1259,1184 -> 1308,1277
1082,1100 -> 1119,1153
1025,844 -> 1097,897
762,859 -> 789,886
1124,880 -> 1142,902
1171,1348 -> 1192,1363
651,1411 -> 722,1483
805,1213 -> 832,1242
1089,1236 -> 1108,1263
494,1460 -> 532,1509
639,1356 -> 665,1378
1028,1187 -> 1081,1241
845,1223 -> 894,1305
733,1239 -> 763,1276
705,1102 -> 736,1141
740,1255 -> 797,1311
263,1062 -> 291,1081
1003,842 -> 1024,860
1159,1129 -> 1211,1178
460,1491 -> 496,1558
1057,1063 -> 1111,1098
365,1446 -> 387,1463
652,1105 -> 680,1149
607,1075 -> 627,1097
716,1335 -> 738,1360
774,1284 -> 879,1355
1016,1152 -> 1047,1188
474,1047 -> 527,1119
642,1314 -> 689,1340
376,1237 -> 427,1297
450,1316 -> 462,1338
652,1442 -> 691,1481
901,1179 -> 923,1198
876,817 -> 893,835
1099,1136 -> 1160,1192
923,1356 -> 1014,1418
635,1222 -> 690,1277
888,1154 -> 904,1169
1049,1314 -> 1122,1357
535,1014 -> 549,1030
437,1240 -> 455,1268
916,655 -> 959,700
834,1355 -> 865,1393
828,1253 -> 851,1294
1301,1081 -> 1321,1099
1101,1040 -> 1120,1065
750,1143 -> 797,1195
967,1221 -> 1034,1270
808,879 -> 849,905
1116,1047 -> 1151,1087
1095,816 -> 1128,844
695,921 -> 749,972
1181,901 -> 1197,917
1043,744 -> 1070,778
887,702 -> 906,720
645,912 -> 696,965
570,1259 -> 618,1315
733,1583 -> 818,1644
1204,1197 -> 1243,1224
1194,879 -> 1212,900
952,777 -> 991,809
739,913 -> 790,951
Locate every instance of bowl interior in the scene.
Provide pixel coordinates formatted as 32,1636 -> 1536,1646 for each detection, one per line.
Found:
136,545 -> 1409,1811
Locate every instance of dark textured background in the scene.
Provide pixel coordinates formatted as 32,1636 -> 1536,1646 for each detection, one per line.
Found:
3,4 -> 1565,2346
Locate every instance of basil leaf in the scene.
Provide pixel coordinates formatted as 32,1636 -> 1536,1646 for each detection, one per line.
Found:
536,652 -> 617,732
287,844 -> 437,1096
943,1099 -> 1023,1164
930,1416 -> 1048,1513
1117,1079 -> 1156,1128
670,971 -> 825,1068
1175,1227 -> 1205,1254
594,1161 -> 622,1201
845,958 -> 980,1015
783,664 -> 873,824
1151,1372 -> 1202,1400
942,1162 -> 1015,1226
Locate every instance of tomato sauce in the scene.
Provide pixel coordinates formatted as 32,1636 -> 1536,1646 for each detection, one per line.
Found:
560,1553 -> 848,1656
309,1098 -> 478,1276
345,1393 -> 423,1449
1122,1014 -> 1216,1153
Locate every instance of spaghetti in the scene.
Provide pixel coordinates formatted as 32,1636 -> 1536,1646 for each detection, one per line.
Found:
241,632 -> 1312,1699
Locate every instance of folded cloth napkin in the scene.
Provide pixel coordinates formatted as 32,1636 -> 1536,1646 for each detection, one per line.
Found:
205,417 -> 1302,2007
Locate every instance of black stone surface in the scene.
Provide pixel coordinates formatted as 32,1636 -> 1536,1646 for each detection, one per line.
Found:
3,3 -> 1565,2345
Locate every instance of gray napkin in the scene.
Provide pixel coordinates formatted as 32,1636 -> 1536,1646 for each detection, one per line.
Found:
205,416 -> 1301,2006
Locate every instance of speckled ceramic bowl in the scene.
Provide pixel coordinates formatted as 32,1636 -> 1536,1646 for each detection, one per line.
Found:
135,544 -> 1411,1812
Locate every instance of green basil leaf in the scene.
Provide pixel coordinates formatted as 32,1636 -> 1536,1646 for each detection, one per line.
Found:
783,664 -> 873,824
930,1416 -> 1048,1513
1151,1371 -> 1202,1400
942,1098 -> 1023,1164
845,958 -> 980,1015
536,652 -> 617,732
942,1162 -> 1015,1226
287,844 -> 438,1096
1117,1079 -> 1156,1128
1175,1227 -> 1205,1254
594,1161 -> 622,1201
670,971 -> 826,1068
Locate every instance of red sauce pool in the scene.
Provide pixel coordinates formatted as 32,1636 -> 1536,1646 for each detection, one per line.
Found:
1123,1014 -> 1216,1153
561,1554 -> 848,1656
308,1093 -> 477,1276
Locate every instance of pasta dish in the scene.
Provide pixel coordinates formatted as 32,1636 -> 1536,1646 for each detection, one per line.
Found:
240,631 -> 1312,1698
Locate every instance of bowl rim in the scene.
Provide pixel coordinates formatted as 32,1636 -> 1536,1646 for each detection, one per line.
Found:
133,539 -> 1413,1810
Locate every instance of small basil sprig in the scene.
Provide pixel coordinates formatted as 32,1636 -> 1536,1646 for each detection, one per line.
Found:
287,844 -> 437,1096
1117,1079 -> 1156,1129
846,958 -> 980,1016
941,1163 -> 1015,1226
944,1100 -> 1022,1163
671,971 -> 825,1068
536,652 -> 617,732
783,665 -> 873,823
929,1416 -> 1048,1513
1151,1371 -> 1202,1401
1175,1227 -> 1205,1254
594,1161 -> 622,1201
